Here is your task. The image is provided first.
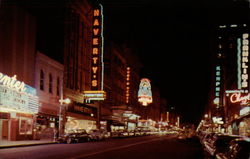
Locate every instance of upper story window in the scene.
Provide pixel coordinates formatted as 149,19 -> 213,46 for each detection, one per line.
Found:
49,73 -> 53,94
57,77 -> 60,96
40,70 -> 45,91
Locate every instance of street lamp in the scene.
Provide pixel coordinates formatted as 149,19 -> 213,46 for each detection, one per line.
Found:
58,98 -> 71,137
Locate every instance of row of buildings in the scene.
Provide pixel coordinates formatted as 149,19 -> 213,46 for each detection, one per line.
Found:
0,0 -> 170,141
200,21 -> 250,137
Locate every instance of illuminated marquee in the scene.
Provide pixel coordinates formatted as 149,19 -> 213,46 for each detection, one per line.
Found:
83,90 -> 106,101
241,33 -> 249,90
138,78 -> 153,106
0,72 -> 39,114
0,73 -> 26,92
91,4 -> 104,90
230,93 -> 250,105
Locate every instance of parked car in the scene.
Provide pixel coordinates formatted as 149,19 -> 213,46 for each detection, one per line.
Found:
216,137 -> 250,159
57,129 -> 90,144
88,129 -> 109,141
111,130 -> 125,138
204,133 -> 241,157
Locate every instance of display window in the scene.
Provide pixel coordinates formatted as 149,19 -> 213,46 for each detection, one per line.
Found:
19,117 -> 33,135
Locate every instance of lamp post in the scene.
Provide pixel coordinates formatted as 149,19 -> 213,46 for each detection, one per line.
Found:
58,98 -> 71,137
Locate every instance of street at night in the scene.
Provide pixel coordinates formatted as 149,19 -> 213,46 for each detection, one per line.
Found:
0,135 -> 204,159
0,0 -> 250,159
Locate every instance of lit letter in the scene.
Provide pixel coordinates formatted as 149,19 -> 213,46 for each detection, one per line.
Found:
93,48 -> 99,55
242,56 -> 248,63
243,33 -> 249,39
242,81 -> 248,88
242,51 -> 249,56
94,9 -> 100,16
242,74 -> 248,80
92,67 -> 98,73
242,63 -> 248,69
243,39 -> 249,45
1,76 -> 11,86
93,28 -> 99,36
242,45 -> 249,51
93,19 -> 99,26
10,75 -> 17,87
93,38 -> 99,45
93,57 -> 98,64
92,80 -> 98,87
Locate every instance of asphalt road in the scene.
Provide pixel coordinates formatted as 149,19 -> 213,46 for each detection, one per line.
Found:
0,135 -> 205,159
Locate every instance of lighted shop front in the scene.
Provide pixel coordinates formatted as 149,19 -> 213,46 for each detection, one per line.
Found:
226,92 -> 250,137
65,117 -> 97,133
64,102 -> 98,133
0,73 -> 39,141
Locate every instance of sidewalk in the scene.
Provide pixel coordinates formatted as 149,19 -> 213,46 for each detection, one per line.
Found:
0,139 -> 57,149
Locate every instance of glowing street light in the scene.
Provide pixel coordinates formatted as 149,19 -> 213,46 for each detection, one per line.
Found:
58,97 -> 71,137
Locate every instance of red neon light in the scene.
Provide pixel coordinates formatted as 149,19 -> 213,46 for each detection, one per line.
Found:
230,93 -> 250,104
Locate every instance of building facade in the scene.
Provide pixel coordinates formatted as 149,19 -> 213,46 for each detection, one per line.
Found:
34,52 -> 64,139
209,23 -> 250,135
0,0 -> 39,141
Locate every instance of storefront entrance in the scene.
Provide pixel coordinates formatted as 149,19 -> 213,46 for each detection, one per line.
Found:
0,119 -> 9,140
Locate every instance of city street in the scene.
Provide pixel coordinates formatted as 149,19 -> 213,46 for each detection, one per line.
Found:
0,135 -> 204,159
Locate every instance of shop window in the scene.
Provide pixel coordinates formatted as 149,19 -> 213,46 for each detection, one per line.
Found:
40,70 -> 45,91
19,117 -> 33,135
49,73 -> 53,94
57,77 -> 60,96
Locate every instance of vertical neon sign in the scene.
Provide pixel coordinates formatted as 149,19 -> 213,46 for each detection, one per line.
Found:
91,4 -> 104,91
241,33 -> 249,91
126,67 -> 130,104
214,65 -> 221,106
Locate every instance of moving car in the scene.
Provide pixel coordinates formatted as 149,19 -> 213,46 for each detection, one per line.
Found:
57,129 -> 90,144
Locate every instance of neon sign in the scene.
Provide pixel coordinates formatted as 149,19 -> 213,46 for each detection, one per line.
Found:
126,67 -> 130,104
138,78 -> 153,106
230,93 -> 250,105
83,90 -> 106,101
214,66 -> 221,106
84,4 -> 106,101
0,73 -> 26,92
91,4 -> 104,90
241,33 -> 249,89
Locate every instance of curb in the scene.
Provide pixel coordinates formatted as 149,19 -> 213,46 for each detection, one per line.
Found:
0,142 -> 57,149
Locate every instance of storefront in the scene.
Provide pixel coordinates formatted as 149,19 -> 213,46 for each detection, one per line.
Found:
230,108 -> 250,137
0,73 -> 39,141
65,102 -> 97,133
123,111 -> 140,131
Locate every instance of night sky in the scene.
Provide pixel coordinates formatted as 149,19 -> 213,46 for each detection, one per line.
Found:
100,0 -> 249,124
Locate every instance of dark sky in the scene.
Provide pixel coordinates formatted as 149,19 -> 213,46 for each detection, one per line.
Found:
100,0 -> 249,124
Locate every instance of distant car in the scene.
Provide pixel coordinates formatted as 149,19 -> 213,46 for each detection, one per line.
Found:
216,137 -> 250,159
111,130 -> 129,138
88,129 -> 109,141
57,129 -> 90,144
177,131 -> 187,140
